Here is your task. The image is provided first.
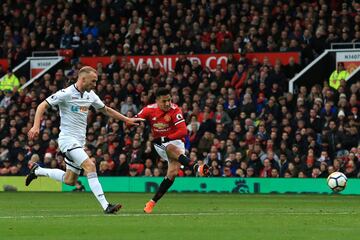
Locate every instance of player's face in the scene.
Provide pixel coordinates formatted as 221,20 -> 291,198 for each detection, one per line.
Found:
84,72 -> 98,91
156,94 -> 171,112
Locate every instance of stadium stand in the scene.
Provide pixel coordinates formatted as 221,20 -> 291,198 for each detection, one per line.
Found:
0,0 -> 359,178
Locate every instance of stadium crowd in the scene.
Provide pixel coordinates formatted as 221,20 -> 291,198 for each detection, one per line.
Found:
0,0 -> 360,66
0,0 -> 359,178
0,55 -> 359,178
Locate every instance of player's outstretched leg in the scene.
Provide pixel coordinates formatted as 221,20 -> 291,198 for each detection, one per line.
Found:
87,171 -> 122,214
25,162 -> 66,186
144,175 -> 174,214
82,160 -> 122,214
166,144 -> 211,176
144,160 -> 179,213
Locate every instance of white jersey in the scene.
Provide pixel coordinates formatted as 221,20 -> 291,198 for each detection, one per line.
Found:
46,84 -> 105,143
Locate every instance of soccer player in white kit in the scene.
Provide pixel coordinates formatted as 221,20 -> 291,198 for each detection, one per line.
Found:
26,66 -> 144,214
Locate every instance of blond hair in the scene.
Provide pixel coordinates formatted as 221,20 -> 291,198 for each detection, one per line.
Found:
78,66 -> 97,77
30,154 -> 40,162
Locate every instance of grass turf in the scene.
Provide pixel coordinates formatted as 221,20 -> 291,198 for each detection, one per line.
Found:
0,192 -> 359,240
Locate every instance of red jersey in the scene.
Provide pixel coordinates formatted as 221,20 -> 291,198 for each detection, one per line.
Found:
137,103 -> 187,142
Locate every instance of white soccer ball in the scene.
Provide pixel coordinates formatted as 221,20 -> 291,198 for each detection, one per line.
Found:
327,172 -> 347,192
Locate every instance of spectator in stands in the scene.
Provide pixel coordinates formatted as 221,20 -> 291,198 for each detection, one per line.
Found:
0,69 -> 19,92
60,27 -> 72,49
116,154 -> 129,176
120,96 -> 138,115
284,57 -> 301,79
0,90 -> 13,109
329,62 -> 349,90
106,55 -> 120,77
213,103 -> 232,127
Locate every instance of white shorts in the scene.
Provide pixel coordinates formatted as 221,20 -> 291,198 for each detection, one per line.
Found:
58,137 -> 88,175
154,140 -> 185,162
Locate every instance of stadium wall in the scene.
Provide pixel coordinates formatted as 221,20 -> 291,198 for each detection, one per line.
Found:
79,52 -> 300,72
61,177 -> 360,195
0,59 -> 9,70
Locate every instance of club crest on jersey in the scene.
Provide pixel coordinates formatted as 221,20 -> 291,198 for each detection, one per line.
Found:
164,114 -> 171,122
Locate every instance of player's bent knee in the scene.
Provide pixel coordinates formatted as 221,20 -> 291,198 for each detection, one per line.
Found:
165,144 -> 182,159
64,178 -> 76,186
81,159 -> 96,173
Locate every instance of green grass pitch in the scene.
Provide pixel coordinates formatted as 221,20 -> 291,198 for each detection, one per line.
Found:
0,192 -> 359,240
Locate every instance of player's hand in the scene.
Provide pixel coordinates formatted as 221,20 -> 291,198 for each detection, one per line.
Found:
126,117 -> 145,126
28,126 -> 40,140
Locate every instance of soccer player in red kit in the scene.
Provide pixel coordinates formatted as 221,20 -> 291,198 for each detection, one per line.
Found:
137,88 -> 209,213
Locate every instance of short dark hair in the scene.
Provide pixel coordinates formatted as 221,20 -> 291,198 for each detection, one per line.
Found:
156,87 -> 170,98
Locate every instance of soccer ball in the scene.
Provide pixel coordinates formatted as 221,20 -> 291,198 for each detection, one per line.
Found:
327,172 -> 347,192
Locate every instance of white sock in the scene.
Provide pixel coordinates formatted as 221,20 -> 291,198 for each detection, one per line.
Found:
35,167 -> 65,182
87,172 -> 109,210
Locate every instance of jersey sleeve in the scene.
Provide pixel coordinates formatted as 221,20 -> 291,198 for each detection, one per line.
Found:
136,107 -> 149,120
45,89 -> 68,107
172,107 -> 185,126
91,92 -> 106,110
167,107 -> 187,140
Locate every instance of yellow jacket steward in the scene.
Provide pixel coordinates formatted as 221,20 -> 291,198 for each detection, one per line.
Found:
329,70 -> 349,90
0,74 -> 20,91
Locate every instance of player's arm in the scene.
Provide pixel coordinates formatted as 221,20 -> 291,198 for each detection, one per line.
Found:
99,106 -> 144,126
28,89 -> 66,140
167,120 -> 187,140
92,92 -> 144,126
135,107 -> 148,122
28,101 -> 49,140
154,121 -> 188,145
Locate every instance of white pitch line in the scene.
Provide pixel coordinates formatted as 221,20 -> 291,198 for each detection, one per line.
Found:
0,211 -> 358,219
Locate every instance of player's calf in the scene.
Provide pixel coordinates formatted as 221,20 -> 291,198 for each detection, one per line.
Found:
144,176 -> 174,214
154,175 -> 174,200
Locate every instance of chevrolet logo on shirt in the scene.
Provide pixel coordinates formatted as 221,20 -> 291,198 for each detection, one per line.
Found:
153,123 -> 169,129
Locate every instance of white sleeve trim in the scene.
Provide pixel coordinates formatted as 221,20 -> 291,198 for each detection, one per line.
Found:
174,119 -> 185,125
